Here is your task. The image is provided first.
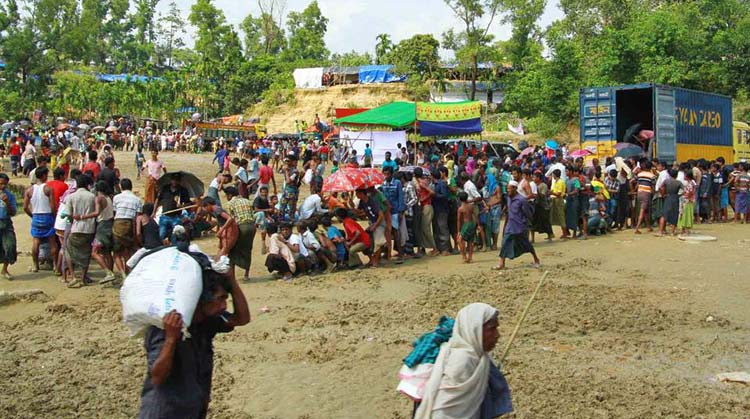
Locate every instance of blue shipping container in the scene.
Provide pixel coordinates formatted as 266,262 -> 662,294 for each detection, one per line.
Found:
674,88 -> 732,146
579,83 -> 733,162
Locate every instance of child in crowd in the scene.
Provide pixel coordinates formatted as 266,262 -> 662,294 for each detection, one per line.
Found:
323,216 -> 347,270
456,191 -> 477,263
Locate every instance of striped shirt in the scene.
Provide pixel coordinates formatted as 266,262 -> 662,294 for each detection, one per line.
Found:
737,173 -> 750,192
113,190 -> 143,220
636,171 -> 656,193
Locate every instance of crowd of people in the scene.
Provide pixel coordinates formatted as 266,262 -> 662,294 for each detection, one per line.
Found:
229,138 -> 749,279
0,121 -> 747,287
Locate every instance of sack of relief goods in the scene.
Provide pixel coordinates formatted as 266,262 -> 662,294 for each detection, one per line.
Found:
120,246 -> 203,336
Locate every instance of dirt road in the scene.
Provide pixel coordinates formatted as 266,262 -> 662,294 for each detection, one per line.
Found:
1,151 -> 748,418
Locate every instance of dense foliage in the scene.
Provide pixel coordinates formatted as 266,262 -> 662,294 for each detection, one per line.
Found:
0,0 -> 748,130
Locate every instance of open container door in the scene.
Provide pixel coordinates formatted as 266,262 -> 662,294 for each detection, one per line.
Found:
580,87 -> 616,160
654,85 -> 677,163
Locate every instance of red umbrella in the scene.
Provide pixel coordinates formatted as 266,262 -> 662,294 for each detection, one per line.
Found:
323,168 -> 385,192
355,167 -> 385,187
322,169 -> 369,193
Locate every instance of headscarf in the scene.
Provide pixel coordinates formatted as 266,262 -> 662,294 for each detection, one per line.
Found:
465,158 -> 477,177
415,303 -> 499,419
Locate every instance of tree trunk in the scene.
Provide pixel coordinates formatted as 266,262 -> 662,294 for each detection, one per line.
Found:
470,54 -> 478,101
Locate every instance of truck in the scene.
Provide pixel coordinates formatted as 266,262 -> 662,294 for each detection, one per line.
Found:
734,121 -> 750,162
579,83 -> 736,163
182,120 -> 266,140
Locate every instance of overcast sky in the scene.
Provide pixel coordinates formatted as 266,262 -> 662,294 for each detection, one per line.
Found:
160,0 -> 563,57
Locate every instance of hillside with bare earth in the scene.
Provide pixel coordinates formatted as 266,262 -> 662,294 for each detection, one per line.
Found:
252,84 -> 414,132
248,83 -> 585,147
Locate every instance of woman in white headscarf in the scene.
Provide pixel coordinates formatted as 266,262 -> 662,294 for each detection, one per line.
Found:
414,302 -> 512,419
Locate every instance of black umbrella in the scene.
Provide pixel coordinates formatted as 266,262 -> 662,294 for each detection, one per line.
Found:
622,123 -> 642,144
157,171 -> 204,199
614,144 -> 645,159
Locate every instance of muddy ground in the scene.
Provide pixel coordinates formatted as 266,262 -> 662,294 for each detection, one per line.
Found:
1,151 -> 749,418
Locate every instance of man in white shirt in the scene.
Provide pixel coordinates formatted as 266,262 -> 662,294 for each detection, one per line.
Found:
654,160 -> 670,192
461,173 -> 482,204
297,191 -> 327,220
281,222 -> 314,274
545,157 -> 567,182
298,221 -> 335,272
112,178 -> 142,279
247,151 -> 260,194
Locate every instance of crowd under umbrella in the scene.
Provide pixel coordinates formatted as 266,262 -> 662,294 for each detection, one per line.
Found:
545,139 -> 559,150
322,168 -> 384,193
519,146 -> 535,158
157,171 -> 204,199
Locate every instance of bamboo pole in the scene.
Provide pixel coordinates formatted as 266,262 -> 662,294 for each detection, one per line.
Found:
500,270 -> 549,362
160,204 -> 199,216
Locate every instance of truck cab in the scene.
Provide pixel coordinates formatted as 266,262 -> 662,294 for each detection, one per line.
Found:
734,121 -> 750,162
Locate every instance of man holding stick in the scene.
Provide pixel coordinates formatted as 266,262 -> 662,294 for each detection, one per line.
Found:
157,173 -> 191,243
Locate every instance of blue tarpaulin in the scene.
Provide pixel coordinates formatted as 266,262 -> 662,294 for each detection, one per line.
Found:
419,118 -> 483,137
96,73 -> 164,83
358,65 -> 406,84
0,62 -> 5,69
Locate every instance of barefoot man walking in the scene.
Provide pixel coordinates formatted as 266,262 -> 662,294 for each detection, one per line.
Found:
493,180 -> 540,271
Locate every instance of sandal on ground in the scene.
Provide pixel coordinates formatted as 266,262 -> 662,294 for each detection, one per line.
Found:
491,265 -> 505,271
67,279 -> 84,288
1,272 -> 13,281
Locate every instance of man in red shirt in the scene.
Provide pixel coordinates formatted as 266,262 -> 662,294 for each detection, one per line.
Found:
335,207 -> 371,267
257,156 -> 276,196
9,140 -> 21,176
46,168 -> 68,213
81,150 -> 101,179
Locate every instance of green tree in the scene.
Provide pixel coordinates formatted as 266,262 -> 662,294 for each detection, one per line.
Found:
375,33 -> 392,64
500,0 -> 546,68
330,50 -> 373,67
387,34 -> 441,79
189,0 -> 248,115
157,1 -> 187,67
79,0 -> 110,65
443,0 -> 502,100
104,0 -> 134,71
284,1 -> 329,61
241,0 -> 287,59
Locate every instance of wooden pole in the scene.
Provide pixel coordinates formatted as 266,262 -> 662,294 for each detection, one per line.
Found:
413,102 -> 418,165
500,270 -> 549,362
160,204 -> 199,216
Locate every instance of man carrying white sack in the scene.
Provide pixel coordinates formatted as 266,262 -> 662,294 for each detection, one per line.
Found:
137,266 -> 250,419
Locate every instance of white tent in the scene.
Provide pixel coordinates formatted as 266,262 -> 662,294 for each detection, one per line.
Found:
293,68 -> 324,89
340,129 -> 406,165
